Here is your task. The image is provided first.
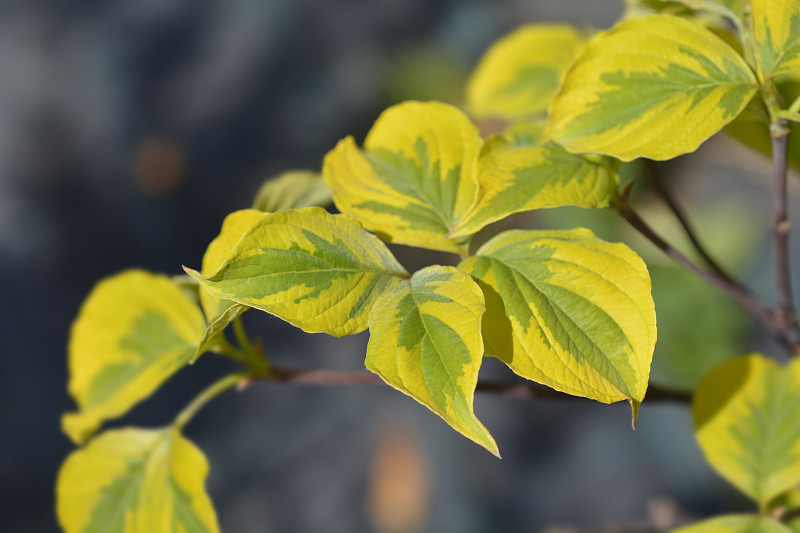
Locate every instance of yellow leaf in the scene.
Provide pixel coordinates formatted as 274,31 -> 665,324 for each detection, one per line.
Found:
623,0 -> 698,18
672,515 -> 792,533
57,428 -> 219,533
323,101 -> 481,253
724,79 -> 800,171
693,354 -> 800,507
751,0 -> 800,81
659,0 -> 747,20
185,207 -> 408,336
451,121 -> 619,237
460,229 -> 656,411
199,209 -> 265,322
546,15 -> 757,161
253,170 -> 332,212
63,271 -> 206,444
366,266 -> 498,455
466,25 -> 583,121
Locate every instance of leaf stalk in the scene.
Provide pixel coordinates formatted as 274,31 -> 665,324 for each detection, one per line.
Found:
173,372 -> 254,430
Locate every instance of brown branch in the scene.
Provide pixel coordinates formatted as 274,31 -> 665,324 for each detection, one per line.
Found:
645,160 -> 742,289
614,196 -> 774,323
771,124 -> 800,350
614,189 -> 800,354
266,365 -> 690,403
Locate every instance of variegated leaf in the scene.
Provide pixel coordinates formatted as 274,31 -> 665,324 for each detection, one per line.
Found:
751,0 -> 800,81
253,170 -> 332,212
623,0 -> 699,18
459,229 -> 656,417
323,101 -> 481,253
672,515 -> 792,533
57,428 -> 219,533
450,121 -> 619,238
466,25 -> 584,121
693,354 -> 800,506
199,209 -> 265,322
663,0 -> 747,20
366,266 -> 497,455
185,207 -> 408,336
63,271 -> 206,444
546,15 -> 757,161
724,86 -> 800,172
192,303 -> 247,363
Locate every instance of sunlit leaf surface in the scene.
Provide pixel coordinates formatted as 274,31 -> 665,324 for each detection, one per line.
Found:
460,228 -> 656,415
546,15 -> 757,161
366,266 -> 497,455
57,428 -> 219,533
63,271 -> 206,444
186,207 -> 408,336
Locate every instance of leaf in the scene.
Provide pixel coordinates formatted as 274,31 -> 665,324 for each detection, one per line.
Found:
57,427 -> 219,533
192,303 -> 247,364
199,209 -> 265,322
459,228 -> 656,413
724,95 -> 800,172
671,515 -> 792,533
366,266 -> 498,455
772,487 -> 800,524
623,0 -> 699,18
185,207 -> 408,336
466,25 -> 584,121
253,170 -> 333,212
501,120 -> 547,146
751,0 -> 800,80
323,101 -> 482,253
662,0 -> 747,20
692,354 -> 800,507
546,15 -> 757,161
450,121 -> 619,238
63,271 -> 206,444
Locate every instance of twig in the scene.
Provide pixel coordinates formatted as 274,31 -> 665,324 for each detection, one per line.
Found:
268,365 -> 691,403
771,124 -> 800,349
613,196 -> 775,329
174,372 -> 254,430
645,160 -> 742,289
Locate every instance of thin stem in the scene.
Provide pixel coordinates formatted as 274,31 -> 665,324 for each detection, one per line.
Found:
232,316 -> 269,372
268,365 -> 691,403
233,317 -> 254,354
733,16 -> 757,72
645,160 -> 742,289
778,110 -> 800,123
790,94 -> 800,114
173,372 -> 251,430
207,334 -> 252,366
771,124 -> 800,349
613,197 -> 780,339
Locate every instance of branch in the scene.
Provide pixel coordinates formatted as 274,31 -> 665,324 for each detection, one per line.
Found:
614,190 -> 800,354
645,160 -> 742,289
266,365 -> 691,403
771,123 -> 800,349
613,196 -> 775,326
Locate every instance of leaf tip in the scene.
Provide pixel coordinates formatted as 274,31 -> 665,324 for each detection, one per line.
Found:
478,432 -> 501,458
61,411 -> 93,445
629,398 -> 641,430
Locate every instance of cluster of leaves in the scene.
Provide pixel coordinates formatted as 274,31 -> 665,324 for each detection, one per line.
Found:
56,0 -> 800,530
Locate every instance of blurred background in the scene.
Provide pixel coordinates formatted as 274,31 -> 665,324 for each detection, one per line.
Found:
0,0 -> 795,531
